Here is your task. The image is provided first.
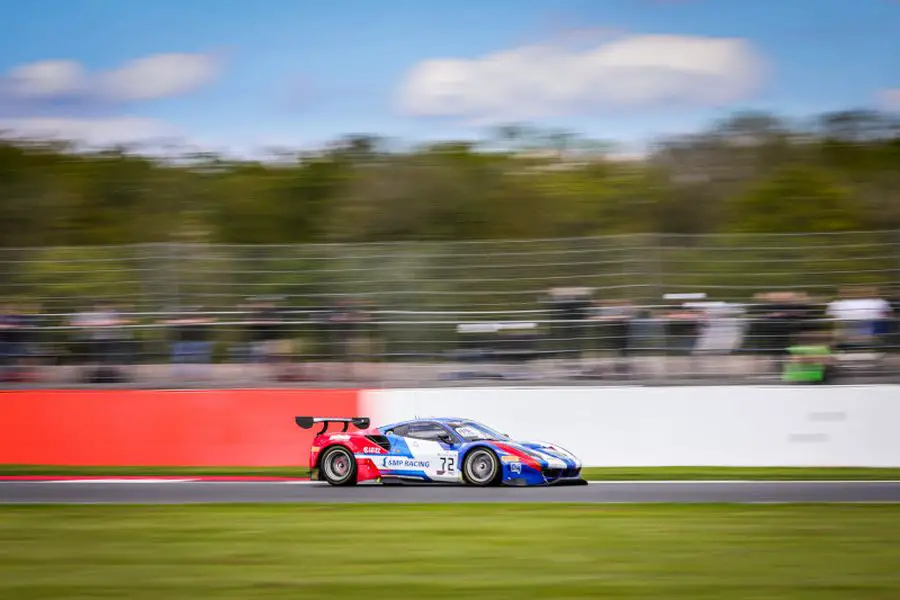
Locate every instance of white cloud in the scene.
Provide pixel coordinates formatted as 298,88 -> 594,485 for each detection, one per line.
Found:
8,60 -> 87,98
397,35 -> 765,122
878,89 -> 900,112
1,52 -> 220,104
99,54 -> 220,102
0,118 -> 315,159
0,53 -> 220,149
0,116 -> 179,147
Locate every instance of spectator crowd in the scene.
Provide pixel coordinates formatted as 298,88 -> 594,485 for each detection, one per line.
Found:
1,286 -> 899,386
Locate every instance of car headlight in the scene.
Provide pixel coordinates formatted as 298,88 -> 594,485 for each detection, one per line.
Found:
523,448 -> 549,461
553,445 -> 575,458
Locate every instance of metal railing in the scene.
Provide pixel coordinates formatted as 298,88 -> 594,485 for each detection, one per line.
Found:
1,230 -> 899,388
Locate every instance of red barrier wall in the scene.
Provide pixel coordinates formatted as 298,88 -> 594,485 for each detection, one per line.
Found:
0,389 -> 360,466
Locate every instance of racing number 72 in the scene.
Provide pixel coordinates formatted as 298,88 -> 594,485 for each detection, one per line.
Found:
440,457 -> 456,472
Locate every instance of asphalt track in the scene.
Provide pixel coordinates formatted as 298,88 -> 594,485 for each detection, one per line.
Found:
2,479 -> 900,504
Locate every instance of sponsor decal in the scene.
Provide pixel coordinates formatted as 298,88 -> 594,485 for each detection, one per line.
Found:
381,457 -> 430,469
310,446 -> 320,453
330,434 -> 350,441
363,446 -> 385,454
510,462 -> 522,475
501,455 -> 521,463
455,425 -> 481,439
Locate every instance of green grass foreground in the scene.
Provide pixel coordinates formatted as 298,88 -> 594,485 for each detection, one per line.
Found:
1,504 -> 899,599
3,464 -> 900,480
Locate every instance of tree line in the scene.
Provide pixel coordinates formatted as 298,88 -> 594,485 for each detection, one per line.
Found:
1,108 -> 898,249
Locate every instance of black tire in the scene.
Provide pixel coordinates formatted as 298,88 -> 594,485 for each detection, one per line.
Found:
462,448 -> 500,486
318,446 -> 357,486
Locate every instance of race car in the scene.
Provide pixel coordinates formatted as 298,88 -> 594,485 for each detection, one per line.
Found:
295,415 -> 586,486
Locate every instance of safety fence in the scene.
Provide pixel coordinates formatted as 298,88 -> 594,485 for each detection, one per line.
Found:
1,232 -> 899,311
1,231 -> 899,388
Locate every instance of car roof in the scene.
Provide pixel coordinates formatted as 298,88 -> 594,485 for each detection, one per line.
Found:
380,417 -> 474,429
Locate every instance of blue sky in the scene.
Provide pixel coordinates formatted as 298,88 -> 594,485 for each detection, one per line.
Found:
0,0 -> 898,156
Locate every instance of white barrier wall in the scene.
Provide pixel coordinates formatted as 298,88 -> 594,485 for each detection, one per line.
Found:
362,386 -> 900,467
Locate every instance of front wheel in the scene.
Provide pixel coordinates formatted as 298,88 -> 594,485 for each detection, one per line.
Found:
319,446 -> 357,486
463,448 -> 500,486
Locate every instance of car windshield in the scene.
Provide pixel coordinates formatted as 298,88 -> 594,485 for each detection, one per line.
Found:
448,420 -> 508,441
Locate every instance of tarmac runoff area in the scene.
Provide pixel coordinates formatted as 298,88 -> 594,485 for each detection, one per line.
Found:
2,477 -> 900,504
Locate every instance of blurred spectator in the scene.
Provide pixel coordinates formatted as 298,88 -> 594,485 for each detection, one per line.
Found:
692,301 -> 747,356
160,307 -> 215,379
590,298 -> 636,376
116,303 -> 140,365
624,304 -> 663,354
783,331 -> 834,384
888,289 -> 900,352
0,303 -> 27,382
239,297 -> 289,364
827,286 -> 893,351
326,298 -> 372,380
235,296 -> 313,382
544,287 -> 593,361
69,302 -> 131,383
18,303 -> 45,381
662,303 -> 701,355
743,292 -> 814,373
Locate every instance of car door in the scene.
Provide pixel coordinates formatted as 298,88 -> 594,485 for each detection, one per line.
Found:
402,422 -> 461,483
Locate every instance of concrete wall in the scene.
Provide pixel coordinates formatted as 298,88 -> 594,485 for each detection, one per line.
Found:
362,386 -> 900,467
0,389 -> 359,466
3,385 -> 897,467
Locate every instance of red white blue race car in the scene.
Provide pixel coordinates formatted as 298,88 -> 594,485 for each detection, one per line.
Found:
295,415 -> 586,486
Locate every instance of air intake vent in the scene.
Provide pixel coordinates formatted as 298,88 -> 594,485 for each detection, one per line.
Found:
365,435 -> 392,452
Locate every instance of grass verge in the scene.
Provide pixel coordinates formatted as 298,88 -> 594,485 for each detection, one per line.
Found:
1,504 -> 899,599
2,465 -> 900,480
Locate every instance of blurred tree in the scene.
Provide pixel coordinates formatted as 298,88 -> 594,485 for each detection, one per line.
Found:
727,164 -> 865,233
0,107 -> 897,252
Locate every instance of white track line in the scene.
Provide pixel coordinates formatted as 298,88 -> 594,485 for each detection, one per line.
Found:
37,479 -> 317,485
27,479 -> 900,486
42,479 -> 197,484
184,481 -> 318,485
587,480 -> 900,484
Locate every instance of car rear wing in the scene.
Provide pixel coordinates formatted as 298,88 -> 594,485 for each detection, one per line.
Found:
295,416 -> 371,436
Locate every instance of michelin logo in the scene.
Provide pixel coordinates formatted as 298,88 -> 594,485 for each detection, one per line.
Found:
381,457 -> 430,469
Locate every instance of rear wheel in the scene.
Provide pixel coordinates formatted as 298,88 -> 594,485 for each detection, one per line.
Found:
319,446 -> 357,486
463,448 -> 500,486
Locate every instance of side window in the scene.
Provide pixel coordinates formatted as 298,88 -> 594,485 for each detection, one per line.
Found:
386,425 -> 409,437
406,422 -> 450,441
